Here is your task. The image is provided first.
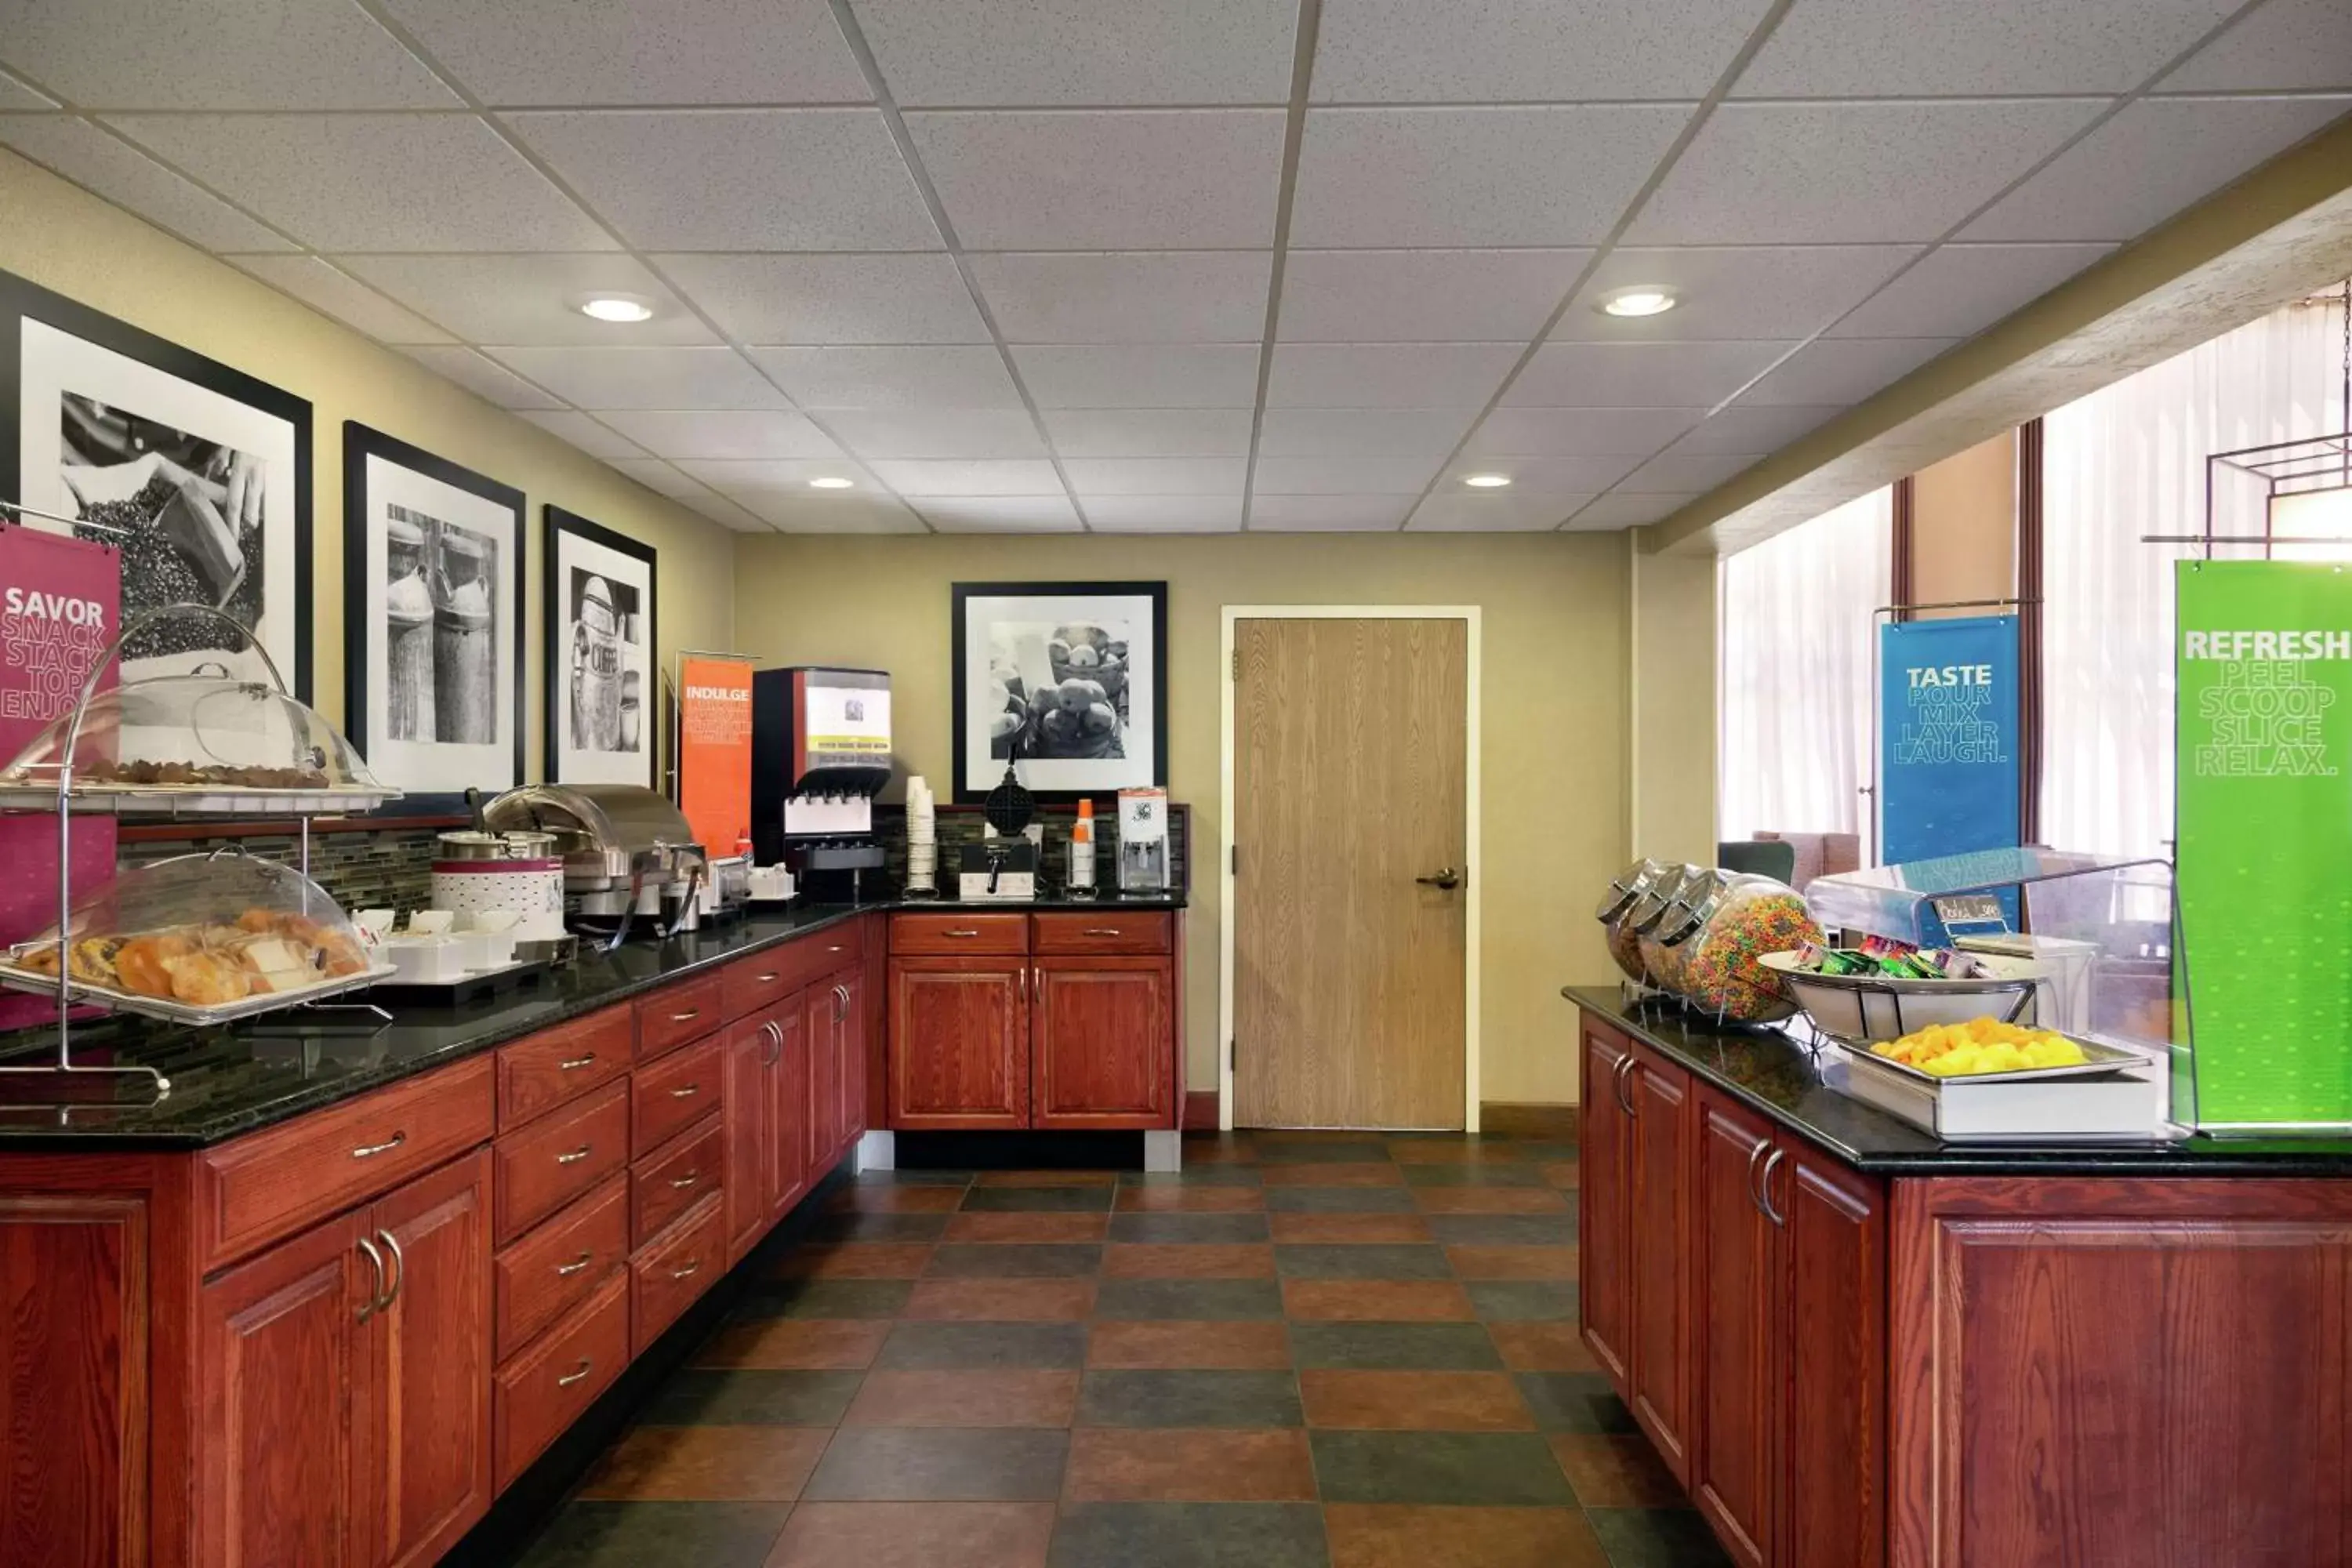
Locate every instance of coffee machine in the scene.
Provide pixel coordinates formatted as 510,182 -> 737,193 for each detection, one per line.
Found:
751,666 -> 892,901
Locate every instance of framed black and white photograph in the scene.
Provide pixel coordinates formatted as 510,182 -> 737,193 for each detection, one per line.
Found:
342,423 -> 523,807
545,505 -> 656,787
1,267 -> 311,696
952,579 -> 1167,802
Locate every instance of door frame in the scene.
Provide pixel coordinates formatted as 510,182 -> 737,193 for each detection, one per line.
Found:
1218,605 -> 1483,1133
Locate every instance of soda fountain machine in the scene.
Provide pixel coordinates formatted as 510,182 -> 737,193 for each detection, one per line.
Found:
750,666 -> 893,902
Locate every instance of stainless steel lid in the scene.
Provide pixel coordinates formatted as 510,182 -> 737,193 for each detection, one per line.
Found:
1595,859 -> 1665,924
435,829 -> 559,862
480,783 -> 705,891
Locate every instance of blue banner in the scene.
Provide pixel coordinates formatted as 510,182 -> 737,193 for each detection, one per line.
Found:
1879,615 -> 2022,871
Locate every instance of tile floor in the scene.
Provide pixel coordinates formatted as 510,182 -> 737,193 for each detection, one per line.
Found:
508,1129 -> 1733,1568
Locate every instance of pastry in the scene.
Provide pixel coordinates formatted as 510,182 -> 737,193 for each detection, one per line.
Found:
114,933 -> 193,999
162,949 -> 251,1007
228,936 -> 318,994
67,936 -> 123,987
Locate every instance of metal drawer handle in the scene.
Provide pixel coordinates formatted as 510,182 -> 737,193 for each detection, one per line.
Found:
670,1171 -> 701,1190
669,1083 -> 702,1099
351,1131 -> 407,1160
556,1358 -> 594,1388
1081,927 -> 1123,937
355,1235 -> 386,1322
944,928 -> 981,938
1611,1055 -> 1636,1116
556,1144 -> 593,1165
754,971 -> 779,983
558,1053 -> 597,1071
669,1007 -> 702,1023
376,1229 -> 405,1312
554,1251 -> 595,1277
827,944 -> 844,953
1757,1148 -> 1788,1228
669,1259 -> 702,1281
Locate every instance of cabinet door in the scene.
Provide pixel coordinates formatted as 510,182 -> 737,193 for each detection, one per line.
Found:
804,982 -> 841,1176
195,1213 -> 372,1568
1628,1044 -> 1694,1484
887,958 -> 1029,1129
1032,956 -> 1173,1129
369,1151 -> 492,1568
1577,1019 -> 1634,1390
837,970 -> 868,1150
1777,1144 -> 1885,1568
1691,1088 -> 1777,1568
771,1000 -> 811,1222
720,1017 -> 778,1264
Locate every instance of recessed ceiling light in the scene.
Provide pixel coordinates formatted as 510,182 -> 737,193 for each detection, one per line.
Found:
1463,474 -> 1512,488
1599,286 -> 1678,318
808,476 -> 855,490
577,294 -> 653,323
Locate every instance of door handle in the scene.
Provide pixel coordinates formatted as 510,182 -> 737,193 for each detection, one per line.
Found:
1415,867 -> 1462,890
1610,1054 -> 1635,1116
1745,1140 -> 1770,1218
1757,1148 -> 1788,1228
376,1228 -> 404,1312
355,1235 -> 386,1323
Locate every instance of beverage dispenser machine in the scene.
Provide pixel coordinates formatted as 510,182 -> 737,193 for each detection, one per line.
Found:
751,666 -> 893,900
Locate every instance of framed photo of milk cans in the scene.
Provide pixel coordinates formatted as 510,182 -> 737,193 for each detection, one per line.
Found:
546,506 -> 657,788
951,579 -> 1167,803
342,423 -> 524,808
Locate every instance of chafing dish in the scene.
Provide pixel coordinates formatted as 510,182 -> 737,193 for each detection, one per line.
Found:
479,783 -> 706,946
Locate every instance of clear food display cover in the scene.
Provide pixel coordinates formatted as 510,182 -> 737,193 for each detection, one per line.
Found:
1674,874 -> 1821,1023
0,849 -> 389,1022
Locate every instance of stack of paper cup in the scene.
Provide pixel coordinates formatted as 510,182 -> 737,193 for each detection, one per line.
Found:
905,775 -> 938,893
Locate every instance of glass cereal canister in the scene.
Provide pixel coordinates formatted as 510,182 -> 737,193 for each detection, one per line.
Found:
1674,873 -> 1822,1022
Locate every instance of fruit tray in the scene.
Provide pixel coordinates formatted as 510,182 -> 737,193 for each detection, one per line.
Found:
1844,1032 -> 2147,1087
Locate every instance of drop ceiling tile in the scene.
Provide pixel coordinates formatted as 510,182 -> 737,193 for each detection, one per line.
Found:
750,345 -> 1021,408
1628,100 -> 2107,245
230,256 -> 452,343
1439,456 -> 1645,491
1617,450 -> 1757,493
906,110 -> 1285,249
1828,243 -> 2114,339
1504,341 -> 1791,408
1248,495 -> 1417,530
1013,345 -> 1261,408
681,457 -> 881,500
678,489 -> 775,531
488,346 -> 789,409
970,252 -> 1272,344
1255,407 -> 1475,458
1266,343 -> 1519,408
604,458 -> 706,499
508,109 -> 938,250
1570,492 -> 1695,528
1040,408 -> 1255,456
1959,95 -> 2352,243
0,69 -> 56,110
1556,245 -> 1919,342
820,408 -> 1045,459
0,0 -> 456,109
516,409 -> 649,459
599,409 -> 845,461
336,253 -> 713,346
401,346 -> 565,409
851,0 -> 1298,106
1735,0 -> 2238,96
727,481 -> 926,532
1312,0 -> 1773,103
1462,406 -> 1704,457
1669,403 -> 1842,453
0,116 -> 296,252
1087,498 -> 1243,532
1406,492 -> 1590,531
1062,457 -> 1247,495
655,252 -> 984,344
1738,337 -> 1955,405
1254,454 -> 1443,493
2163,0 -> 2352,91
917,496 -> 1085,532
866,458 -> 1064,496
1290,106 -> 1691,248
105,113 -> 612,251
380,0 -> 868,106
1277,249 -> 1588,343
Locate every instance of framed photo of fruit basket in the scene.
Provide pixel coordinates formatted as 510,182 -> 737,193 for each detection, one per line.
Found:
951,579 -> 1166,803
546,505 -> 657,788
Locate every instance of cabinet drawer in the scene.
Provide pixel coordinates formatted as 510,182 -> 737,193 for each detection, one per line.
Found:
198,1054 -> 494,1272
632,1112 -> 724,1249
633,1035 -> 724,1152
891,913 -> 1029,955
636,973 -> 724,1062
494,1268 -> 629,1491
1033,911 -> 1172,955
721,924 -> 862,1017
495,1080 -> 630,1246
498,1006 -> 633,1130
494,1173 -> 627,1363
631,1192 -> 726,1356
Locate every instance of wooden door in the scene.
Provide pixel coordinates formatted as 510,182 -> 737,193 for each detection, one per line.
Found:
1691,1088 -> 1777,1568
887,958 -> 1029,1129
1628,1045 -> 1694,1484
804,982 -> 841,1174
1577,1020 -> 1634,1389
836,971 -> 868,1150
721,1016 -> 778,1263
368,1151 -> 492,1568
1033,956 -> 1174,1129
195,1213 -> 372,1568
1232,615 -> 1468,1129
1777,1145 -> 1885,1568
771,1000 -> 810,1222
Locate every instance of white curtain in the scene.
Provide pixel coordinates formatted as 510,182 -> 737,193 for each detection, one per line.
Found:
2042,294 -> 2350,859
1718,487 -> 1893,847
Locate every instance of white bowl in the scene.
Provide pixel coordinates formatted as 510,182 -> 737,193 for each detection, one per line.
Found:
1758,950 -> 2047,1042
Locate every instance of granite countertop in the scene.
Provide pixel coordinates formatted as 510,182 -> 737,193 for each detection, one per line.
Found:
1564,984 -> 2352,1178
0,891 -> 1186,1150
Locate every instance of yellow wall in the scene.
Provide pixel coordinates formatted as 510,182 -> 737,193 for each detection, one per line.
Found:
1911,430 -> 2017,617
0,150 -> 738,774
733,532 -> 1632,1105
1628,542 -> 1719,868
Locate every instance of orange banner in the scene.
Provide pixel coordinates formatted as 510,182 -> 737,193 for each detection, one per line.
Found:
677,655 -> 754,856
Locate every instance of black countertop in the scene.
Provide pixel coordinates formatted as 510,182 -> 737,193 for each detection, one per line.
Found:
0,892 -> 1186,1151
1566,985 -> 2352,1178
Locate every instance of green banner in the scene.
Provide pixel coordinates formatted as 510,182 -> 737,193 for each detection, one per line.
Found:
2176,560 -> 2352,1127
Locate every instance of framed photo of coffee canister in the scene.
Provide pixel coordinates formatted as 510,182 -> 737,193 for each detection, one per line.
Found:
546,505 -> 656,787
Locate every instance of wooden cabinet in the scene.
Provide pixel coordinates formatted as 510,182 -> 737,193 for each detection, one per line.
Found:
1691,1088 -> 1778,1568
721,1013 -> 780,1266
887,956 -> 1029,1129
1032,956 -> 1174,1128
1778,1142 -> 1883,1568
1577,1019 -> 1634,1388
804,978 -> 842,1167
837,968 -> 868,1152
772,1000 -> 811,1219
1626,1042 -> 1693,1483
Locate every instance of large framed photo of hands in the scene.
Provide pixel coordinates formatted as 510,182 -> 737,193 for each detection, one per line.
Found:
1,266 -> 312,695
546,506 -> 657,787
952,579 -> 1167,803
